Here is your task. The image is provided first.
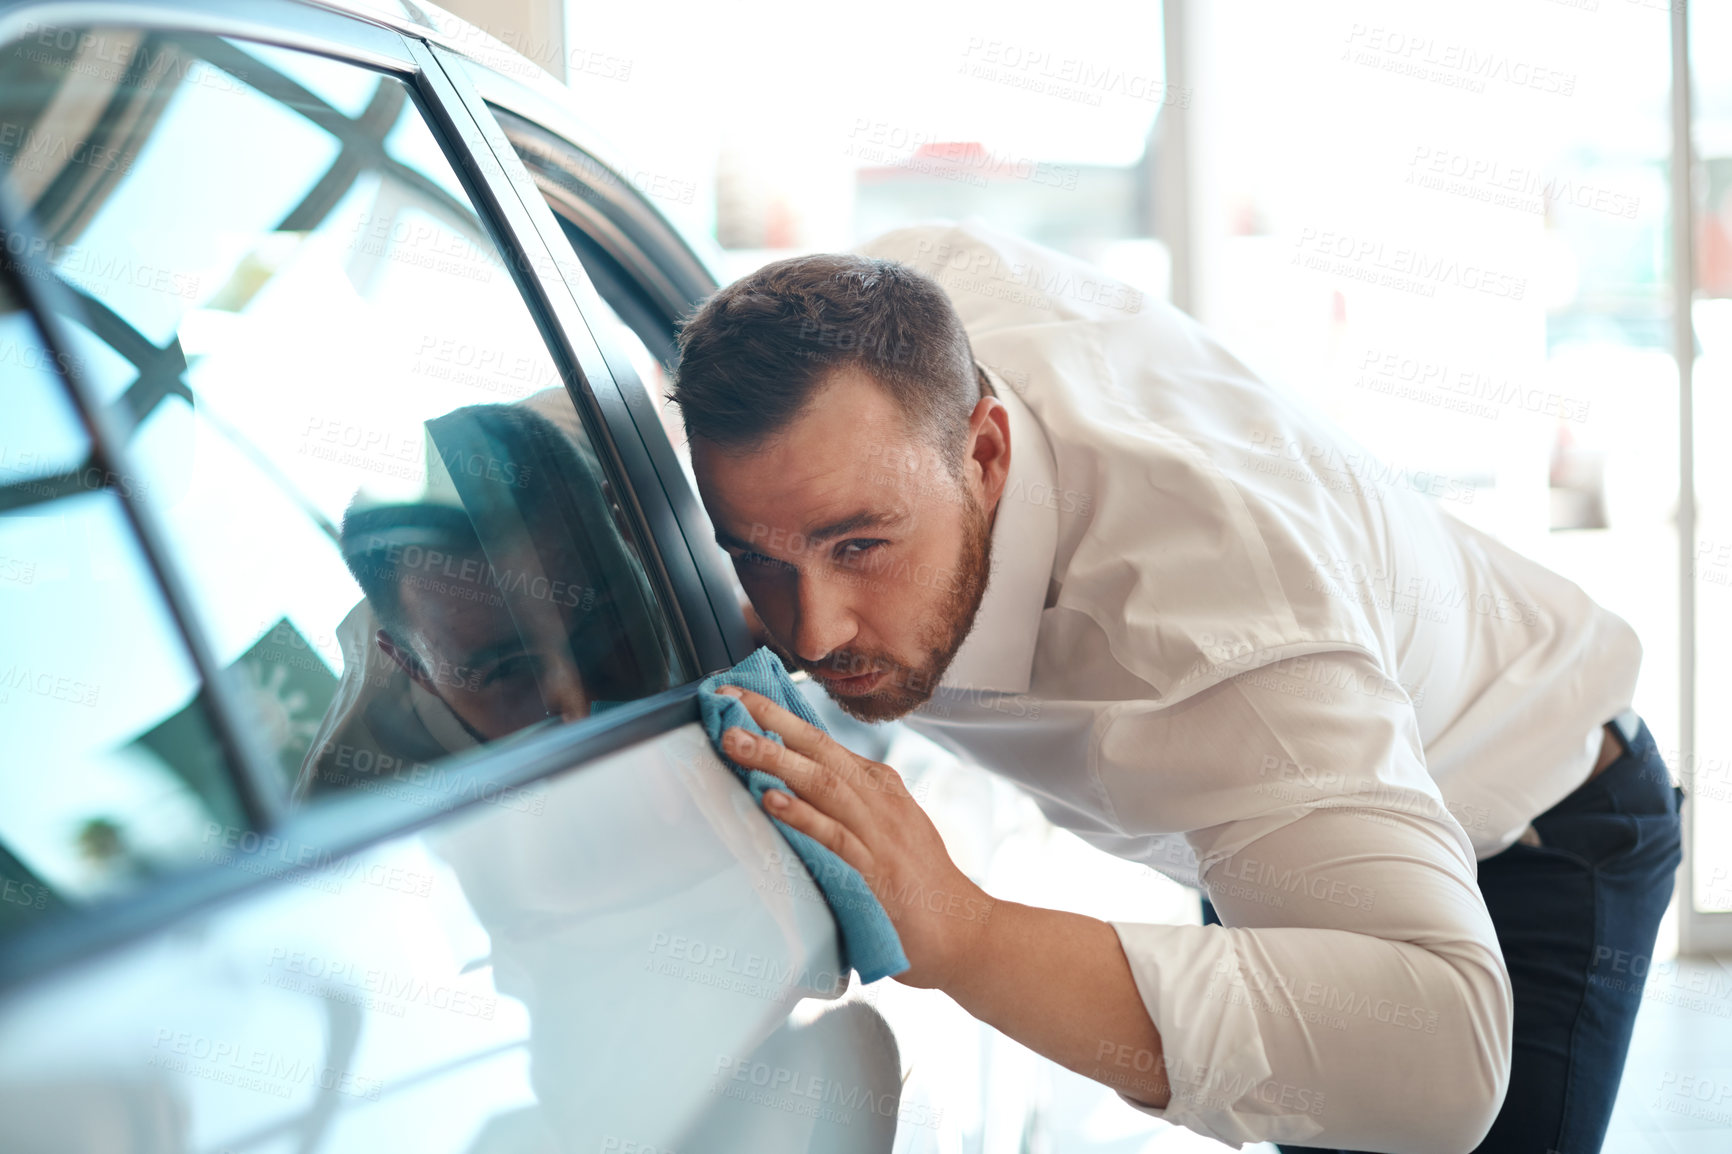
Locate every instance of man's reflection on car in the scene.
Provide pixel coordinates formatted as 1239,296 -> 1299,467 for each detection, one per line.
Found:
343,500 -> 589,740
294,396 -> 673,801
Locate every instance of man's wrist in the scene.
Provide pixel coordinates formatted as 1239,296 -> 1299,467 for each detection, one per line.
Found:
935,891 -> 1018,1006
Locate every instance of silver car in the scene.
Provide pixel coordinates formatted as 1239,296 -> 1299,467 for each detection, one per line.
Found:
0,2 -> 907,1150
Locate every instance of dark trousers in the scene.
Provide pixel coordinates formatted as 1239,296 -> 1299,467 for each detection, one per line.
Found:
1202,717 -> 1686,1154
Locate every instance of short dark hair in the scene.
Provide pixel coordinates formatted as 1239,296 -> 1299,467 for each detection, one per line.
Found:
338,402 -> 576,649
671,253 -> 989,472
341,502 -> 487,650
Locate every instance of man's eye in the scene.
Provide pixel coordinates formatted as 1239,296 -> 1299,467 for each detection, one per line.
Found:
837,539 -> 886,560
483,655 -> 536,686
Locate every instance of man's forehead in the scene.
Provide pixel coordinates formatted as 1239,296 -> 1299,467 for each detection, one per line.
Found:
692,366 -> 953,535
399,578 -> 515,650
716,496 -> 911,550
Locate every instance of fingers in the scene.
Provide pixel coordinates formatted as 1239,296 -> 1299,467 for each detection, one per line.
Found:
762,789 -> 870,872
720,724 -> 818,790
718,686 -> 912,800
716,686 -> 837,766
722,726 -> 876,833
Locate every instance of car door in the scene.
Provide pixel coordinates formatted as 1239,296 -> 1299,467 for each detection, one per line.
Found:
0,3 -> 896,1150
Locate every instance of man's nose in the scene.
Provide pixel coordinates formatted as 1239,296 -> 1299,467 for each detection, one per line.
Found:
790,569 -> 858,664
539,662 -> 592,723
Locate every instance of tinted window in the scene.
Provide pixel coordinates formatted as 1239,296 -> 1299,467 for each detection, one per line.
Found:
0,29 -> 689,813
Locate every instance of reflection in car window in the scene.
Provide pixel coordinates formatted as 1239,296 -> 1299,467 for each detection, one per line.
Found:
0,277 -> 245,921
0,308 -> 86,484
0,28 -> 688,812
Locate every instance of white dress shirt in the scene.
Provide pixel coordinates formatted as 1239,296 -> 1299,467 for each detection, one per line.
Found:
857,220 -> 1643,1150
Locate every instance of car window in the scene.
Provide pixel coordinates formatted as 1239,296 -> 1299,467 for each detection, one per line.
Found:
0,27 -> 691,815
573,269 -> 693,483
0,276 -> 244,924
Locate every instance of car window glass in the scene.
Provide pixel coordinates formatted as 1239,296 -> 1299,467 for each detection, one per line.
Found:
0,28 -> 690,813
241,39 -> 381,119
0,280 -> 244,926
0,308 -> 86,483
578,282 -> 694,488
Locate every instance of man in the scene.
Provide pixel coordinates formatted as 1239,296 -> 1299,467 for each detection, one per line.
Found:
674,220 -> 1684,1153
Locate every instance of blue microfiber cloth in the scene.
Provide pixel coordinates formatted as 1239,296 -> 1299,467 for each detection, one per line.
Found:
698,647 -> 910,984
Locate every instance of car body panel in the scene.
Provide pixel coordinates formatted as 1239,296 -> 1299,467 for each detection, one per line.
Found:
0,721 -> 891,1152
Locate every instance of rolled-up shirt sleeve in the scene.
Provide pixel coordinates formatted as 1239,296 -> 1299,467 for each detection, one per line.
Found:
1099,653 -> 1514,1152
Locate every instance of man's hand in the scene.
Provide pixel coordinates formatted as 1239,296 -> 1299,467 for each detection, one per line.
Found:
716,685 -> 994,990
716,684 -> 1170,1109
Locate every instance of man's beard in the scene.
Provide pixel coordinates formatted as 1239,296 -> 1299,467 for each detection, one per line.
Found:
783,489 -> 994,723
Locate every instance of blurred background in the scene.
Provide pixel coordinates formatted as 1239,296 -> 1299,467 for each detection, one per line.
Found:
436,0 -> 1727,1149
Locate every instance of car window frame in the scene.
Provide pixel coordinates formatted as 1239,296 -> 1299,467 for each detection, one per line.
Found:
488,122 -> 762,667
0,0 -> 725,991
437,48 -> 753,675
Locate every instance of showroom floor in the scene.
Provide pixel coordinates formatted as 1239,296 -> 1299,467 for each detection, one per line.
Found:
1600,953 -> 1732,1153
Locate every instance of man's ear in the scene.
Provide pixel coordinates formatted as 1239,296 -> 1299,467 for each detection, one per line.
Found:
375,629 -> 434,692
965,396 -> 1011,514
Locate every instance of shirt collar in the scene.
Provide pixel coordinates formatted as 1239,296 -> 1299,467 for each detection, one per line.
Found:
938,366 -> 1060,696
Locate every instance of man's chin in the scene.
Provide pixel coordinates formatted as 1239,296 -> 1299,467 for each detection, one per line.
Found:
762,642 -> 925,722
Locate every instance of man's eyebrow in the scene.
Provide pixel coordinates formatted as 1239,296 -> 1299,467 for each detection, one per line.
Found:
714,526 -> 757,552
714,509 -> 903,553
806,509 -> 900,542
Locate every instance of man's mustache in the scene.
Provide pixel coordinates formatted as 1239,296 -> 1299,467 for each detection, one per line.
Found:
802,649 -> 897,679
766,641 -> 905,684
